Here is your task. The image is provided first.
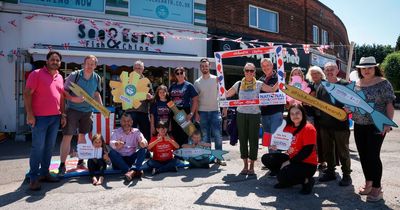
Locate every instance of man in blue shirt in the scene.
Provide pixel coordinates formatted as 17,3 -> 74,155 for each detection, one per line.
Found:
58,55 -> 103,175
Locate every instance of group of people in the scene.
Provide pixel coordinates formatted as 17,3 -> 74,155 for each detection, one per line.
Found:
24,52 -> 226,190
230,57 -> 394,201
24,51 -> 395,203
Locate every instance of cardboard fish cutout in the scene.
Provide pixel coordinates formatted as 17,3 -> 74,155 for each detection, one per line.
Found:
321,81 -> 398,132
109,71 -> 150,110
173,148 -> 228,161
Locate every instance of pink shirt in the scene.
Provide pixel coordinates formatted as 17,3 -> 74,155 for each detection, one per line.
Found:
25,67 -> 64,116
110,127 -> 147,156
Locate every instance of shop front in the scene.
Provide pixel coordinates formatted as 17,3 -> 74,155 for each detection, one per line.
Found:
0,12 -> 209,135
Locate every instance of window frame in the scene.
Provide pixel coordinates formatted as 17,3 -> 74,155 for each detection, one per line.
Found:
321,29 -> 329,45
312,25 -> 319,44
248,5 -> 279,33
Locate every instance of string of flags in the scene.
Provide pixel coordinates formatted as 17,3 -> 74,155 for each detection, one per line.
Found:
0,13 -> 351,60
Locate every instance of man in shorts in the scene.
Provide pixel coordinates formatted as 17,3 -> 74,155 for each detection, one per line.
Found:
58,55 -> 103,175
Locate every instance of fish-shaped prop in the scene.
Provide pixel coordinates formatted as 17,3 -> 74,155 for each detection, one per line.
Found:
279,83 -> 347,121
69,82 -> 110,118
173,148 -> 228,161
109,71 -> 150,110
321,81 -> 398,132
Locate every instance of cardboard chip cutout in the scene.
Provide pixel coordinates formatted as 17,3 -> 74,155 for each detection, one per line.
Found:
279,83 -> 347,121
109,71 -> 150,110
321,81 -> 398,132
69,82 -> 110,118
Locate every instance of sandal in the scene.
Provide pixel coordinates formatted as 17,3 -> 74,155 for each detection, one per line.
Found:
124,170 -> 135,181
247,170 -> 256,176
240,169 -> 248,175
359,185 -> 372,195
359,182 -> 373,195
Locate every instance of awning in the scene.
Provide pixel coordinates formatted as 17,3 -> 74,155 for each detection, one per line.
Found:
28,48 -> 215,69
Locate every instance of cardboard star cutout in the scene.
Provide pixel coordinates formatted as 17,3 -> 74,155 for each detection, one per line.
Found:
109,71 -> 150,110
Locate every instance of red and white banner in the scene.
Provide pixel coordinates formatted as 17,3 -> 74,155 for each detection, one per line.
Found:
214,46 -> 285,99
90,113 -> 115,145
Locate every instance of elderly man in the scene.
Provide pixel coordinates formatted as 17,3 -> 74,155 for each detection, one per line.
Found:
316,62 -> 352,186
58,55 -> 103,175
125,60 -> 153,148
109,113 -> 148,181
24,51 -> 66,190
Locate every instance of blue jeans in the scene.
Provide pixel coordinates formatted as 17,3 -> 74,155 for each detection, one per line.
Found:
142,158 -> 178,173
261,112 -> 283,134
29,115 -> 61,181
109,148 -> 146,173
199,111 -> 222,150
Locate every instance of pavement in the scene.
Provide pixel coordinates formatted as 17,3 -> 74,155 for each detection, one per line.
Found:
1,111 -> 400,210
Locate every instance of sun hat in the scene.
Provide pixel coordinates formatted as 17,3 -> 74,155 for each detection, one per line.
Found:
356,56 -> 379,68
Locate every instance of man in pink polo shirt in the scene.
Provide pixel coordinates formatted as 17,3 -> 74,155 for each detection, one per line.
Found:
109,113 -> 148,181
24,51 -> 66,191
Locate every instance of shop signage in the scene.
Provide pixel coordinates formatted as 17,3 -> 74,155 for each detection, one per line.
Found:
130,0 -> 193,24
77,24 -> 165,51
20,0 -> 105,12
239,42 -> 300,65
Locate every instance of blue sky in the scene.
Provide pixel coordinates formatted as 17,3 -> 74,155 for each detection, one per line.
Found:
319,0 -> 400,47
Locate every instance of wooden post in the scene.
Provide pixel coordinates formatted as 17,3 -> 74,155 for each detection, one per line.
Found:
345,41 -> 355,81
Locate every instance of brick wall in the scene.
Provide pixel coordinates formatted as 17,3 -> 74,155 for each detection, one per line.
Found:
207,0 -> 349,59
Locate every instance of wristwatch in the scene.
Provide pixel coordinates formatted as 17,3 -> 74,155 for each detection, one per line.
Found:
189,112 -> 193,116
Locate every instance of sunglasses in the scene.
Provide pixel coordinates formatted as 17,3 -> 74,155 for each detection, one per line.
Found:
175,71 -> 184,75
245,69 -> 255,73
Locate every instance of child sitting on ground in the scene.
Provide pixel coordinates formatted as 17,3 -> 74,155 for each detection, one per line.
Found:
146,121 -> 180,175
182,131 -> 212,169
87,134 -> 110,185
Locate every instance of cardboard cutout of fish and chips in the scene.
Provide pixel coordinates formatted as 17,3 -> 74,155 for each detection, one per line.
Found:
109,71 -> 150,110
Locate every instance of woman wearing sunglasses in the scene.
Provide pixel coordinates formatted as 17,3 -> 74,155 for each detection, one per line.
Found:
168,67 -> 199,146
225,62 -> 278,176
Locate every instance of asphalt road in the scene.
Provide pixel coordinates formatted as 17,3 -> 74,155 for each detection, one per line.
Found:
1,111 -> 400,210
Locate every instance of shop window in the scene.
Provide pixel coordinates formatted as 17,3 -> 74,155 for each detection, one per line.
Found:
249,5 -> 278,33
106,0 -> 128,7
322,29 -> 329,45
312,25 -> 319,44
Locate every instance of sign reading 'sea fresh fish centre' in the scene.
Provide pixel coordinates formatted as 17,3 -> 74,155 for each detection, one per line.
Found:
130,0 -> 193,24
20,0 -> 105,12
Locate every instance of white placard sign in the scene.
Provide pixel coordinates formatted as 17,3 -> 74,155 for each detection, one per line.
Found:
270,120 -> 293,151
77,134 -> 103,159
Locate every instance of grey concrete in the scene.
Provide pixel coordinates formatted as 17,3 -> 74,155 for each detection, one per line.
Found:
1,111 -> 400,209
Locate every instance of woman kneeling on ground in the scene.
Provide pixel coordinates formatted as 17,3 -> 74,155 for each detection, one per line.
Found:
262,103 -> 318,194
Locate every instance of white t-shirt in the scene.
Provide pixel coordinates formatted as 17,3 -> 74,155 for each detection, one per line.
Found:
194,74 -> 219,112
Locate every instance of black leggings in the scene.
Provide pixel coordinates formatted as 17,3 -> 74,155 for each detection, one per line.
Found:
262,153 -> 317,186
88,159 -> 106,178
354,124 -> 385,188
